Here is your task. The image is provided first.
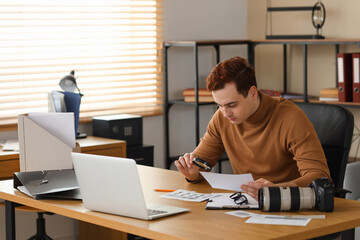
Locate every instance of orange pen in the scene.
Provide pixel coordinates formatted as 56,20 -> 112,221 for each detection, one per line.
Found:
154,189 -> 176,192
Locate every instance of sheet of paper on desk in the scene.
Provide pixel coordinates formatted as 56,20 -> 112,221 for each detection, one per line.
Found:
245,215 -> 311,226
160,189 -> 213,202
200,172 -> 254,191
226,210 -> 313,226
1,139 -> 19,151
206,193 -> 258,209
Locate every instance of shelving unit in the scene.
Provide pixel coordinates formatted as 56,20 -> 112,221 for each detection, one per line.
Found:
164,39 -> 360,170
265,2 -> 324,39
164,40 -> 250,170
249,39 -> 360,102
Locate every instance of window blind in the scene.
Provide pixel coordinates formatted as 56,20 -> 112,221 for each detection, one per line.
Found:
0,0 -> 163,128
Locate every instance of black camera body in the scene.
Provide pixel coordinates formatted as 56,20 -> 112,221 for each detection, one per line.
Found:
258,177 -> 335,212
311,177 -> 335,212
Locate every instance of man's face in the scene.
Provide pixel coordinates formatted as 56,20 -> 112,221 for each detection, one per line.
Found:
212,82 -> 259,125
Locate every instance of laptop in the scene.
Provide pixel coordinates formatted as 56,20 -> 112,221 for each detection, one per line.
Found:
71,152 -> 189,220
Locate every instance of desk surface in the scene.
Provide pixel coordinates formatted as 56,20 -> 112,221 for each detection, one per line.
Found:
0,136 -> 126,180
0,136 -> 125,158
1,166 -> 360,240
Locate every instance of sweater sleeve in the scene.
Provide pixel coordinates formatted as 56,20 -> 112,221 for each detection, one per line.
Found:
193,110 -> 225,167
284,106 -> 332,187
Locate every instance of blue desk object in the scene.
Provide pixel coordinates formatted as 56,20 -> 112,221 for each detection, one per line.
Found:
63,91 -> 81,137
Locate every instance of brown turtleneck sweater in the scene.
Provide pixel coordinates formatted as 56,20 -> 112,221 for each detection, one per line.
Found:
194,91 -> 331,187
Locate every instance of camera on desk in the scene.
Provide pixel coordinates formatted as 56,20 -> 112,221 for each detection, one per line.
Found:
258,178 -> 335,212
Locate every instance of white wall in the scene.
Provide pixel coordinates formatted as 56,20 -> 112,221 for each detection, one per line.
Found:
0,1 -> 249,239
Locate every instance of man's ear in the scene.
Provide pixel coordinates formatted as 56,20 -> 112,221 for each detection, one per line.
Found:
249,86 -> 258,98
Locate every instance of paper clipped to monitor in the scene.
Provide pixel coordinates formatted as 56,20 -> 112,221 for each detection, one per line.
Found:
200,172 -> 254,191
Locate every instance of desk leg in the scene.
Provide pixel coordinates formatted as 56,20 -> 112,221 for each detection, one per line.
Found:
341,228 -> 355,240
5,200 -> 20,240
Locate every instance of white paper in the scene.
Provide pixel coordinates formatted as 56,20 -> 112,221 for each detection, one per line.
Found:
2,139 -> 19,151
27,112 -> 75,147
245,215 -> 311,226
200,172 -> 254,191
160,189 -> 213,202
225,210 -> 261,218
206,193 -> 258,209
226,210 -> 325,220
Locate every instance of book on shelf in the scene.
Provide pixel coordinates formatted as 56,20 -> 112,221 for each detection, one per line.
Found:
337,53 -> 353,102
260,89 -> 318,100
183,88 -> 212,96
184,95 -> 214,103
320,88 -> 338,98
280,92 -> 318,100
319,88 -> 338,102
183,88 -> 214,102
319,97 -> 339,102
353,53 -> 360,103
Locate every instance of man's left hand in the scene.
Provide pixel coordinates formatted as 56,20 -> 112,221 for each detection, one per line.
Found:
241,178 -> 273,200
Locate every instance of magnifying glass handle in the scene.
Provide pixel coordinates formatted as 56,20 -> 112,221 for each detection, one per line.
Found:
193,158 -> 212,171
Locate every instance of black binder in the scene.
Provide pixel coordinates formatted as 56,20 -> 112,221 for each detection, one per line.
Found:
13,169 -> 82,200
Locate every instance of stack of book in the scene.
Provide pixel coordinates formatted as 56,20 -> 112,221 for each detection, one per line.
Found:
183,88 -> 214,102
319,88 -> 338,102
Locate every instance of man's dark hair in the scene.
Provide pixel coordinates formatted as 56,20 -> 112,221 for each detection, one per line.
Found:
206,56 -> 257,97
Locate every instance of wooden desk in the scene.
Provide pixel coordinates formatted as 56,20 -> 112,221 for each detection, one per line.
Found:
0,136 -> 126,180
0,136 -> 127,239
1,166 -> 360,240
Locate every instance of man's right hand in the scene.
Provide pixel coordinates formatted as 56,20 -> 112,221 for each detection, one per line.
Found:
174,152 -> 200,181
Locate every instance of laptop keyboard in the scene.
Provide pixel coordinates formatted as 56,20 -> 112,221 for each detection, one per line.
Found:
147,209 -> 168,216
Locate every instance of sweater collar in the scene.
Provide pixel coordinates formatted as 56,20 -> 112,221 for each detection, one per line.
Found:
243,91 -> 275,127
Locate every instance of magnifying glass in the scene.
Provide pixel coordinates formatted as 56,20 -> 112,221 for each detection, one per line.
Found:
192,158 -> 212,171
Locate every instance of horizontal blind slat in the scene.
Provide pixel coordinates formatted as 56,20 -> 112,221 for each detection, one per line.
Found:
0,0 -> 163,126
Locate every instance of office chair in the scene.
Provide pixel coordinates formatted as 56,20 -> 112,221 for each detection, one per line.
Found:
344,162 -> 360,240
295,102 -> 354,192
295,102 -> 354,240
28,211 -> 54,240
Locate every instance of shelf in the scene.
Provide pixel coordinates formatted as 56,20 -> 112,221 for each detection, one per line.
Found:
267,6 -> 319,12
168,99 -> 215,106
165,39 -> 360,46
164,40 -> 251,48
250,39 -> 360,46
266,35 -> 324,40
348,157 -> 360,163
291,99 -> 360,108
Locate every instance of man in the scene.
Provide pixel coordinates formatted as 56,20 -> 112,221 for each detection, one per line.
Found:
174,56 -> 331,200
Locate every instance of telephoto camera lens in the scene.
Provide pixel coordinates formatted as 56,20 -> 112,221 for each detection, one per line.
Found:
258,186 -> 316,211
258,178 -> 335,212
